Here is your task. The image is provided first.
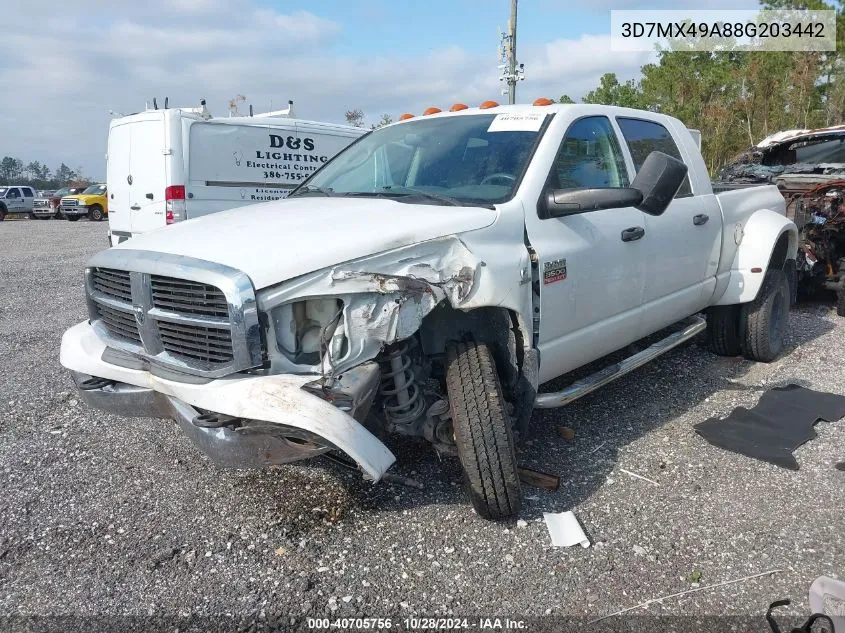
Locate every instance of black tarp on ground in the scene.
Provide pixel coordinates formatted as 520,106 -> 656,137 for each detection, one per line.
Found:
694,384 -> 845,470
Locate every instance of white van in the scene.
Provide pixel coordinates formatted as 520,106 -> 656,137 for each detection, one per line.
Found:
106,102 -> 365,245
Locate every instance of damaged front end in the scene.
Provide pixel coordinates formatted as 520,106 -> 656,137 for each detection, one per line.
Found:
61,236 -> 485,479
718,126 -> 845,308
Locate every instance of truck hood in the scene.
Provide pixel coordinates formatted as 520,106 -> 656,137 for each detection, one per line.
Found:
114,197 -> 498,289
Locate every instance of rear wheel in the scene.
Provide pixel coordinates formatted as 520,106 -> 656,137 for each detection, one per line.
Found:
446,340 -> 521,521
88,205 -> 104,222
741,268 -> 790,362
0,206 -> 6,221
706,305 -> 742,357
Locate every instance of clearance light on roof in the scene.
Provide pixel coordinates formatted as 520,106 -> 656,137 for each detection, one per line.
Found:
479,100 -> 499,109
399,113 -> 414,120
533,97 -> 554,106
422,107 -> 441,116
450,103 -> 469,111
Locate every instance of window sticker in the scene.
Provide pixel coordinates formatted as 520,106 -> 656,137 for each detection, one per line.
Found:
487,112 -> 546,132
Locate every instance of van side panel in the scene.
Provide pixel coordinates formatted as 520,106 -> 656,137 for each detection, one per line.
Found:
128,119 -> 168,235
106,122 -> 132,237
184,120 -> 360,219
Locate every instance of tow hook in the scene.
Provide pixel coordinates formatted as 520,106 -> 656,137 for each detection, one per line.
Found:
192,412 -> 245,429
78,377 -> 116,391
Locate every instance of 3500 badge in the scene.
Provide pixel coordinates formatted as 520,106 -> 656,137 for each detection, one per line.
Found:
543,258 -> 567,284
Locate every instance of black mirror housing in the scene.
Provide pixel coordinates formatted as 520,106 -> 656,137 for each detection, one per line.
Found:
540,151 -> 688,219
630,151 -> 688,216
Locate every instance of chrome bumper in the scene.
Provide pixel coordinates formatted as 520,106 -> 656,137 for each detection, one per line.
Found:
61,321 -> 395,479
73,373 -> 332,469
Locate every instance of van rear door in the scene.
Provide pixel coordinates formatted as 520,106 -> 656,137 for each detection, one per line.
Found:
107,122 -> 132,239
129,119 -> 168,234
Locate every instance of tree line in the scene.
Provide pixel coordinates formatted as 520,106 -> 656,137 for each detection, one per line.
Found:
0,157 -> 89,190
559,0 -> 845,174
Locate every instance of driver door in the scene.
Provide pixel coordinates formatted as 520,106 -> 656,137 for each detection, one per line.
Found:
525,115 -> 647,383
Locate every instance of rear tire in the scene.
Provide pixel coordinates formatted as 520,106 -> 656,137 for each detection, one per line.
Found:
706,305 -> 742,357
0,206 -> 6,221
741,268 -> 790,362
88,205 -> 104,222
446,340 -> 521,521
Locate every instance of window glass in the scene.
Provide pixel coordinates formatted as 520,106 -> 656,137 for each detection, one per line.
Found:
23,187 -> 34,197
549,116 -> 629,190
616,117 -> 692,197
82,184 -> 106,195
7,188 -> 20,198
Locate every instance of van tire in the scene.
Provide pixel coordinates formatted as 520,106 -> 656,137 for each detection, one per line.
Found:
706,305 -> 742,357
741,268 -> 790,362
88,205 -> 105,222
446,339 -> 521,521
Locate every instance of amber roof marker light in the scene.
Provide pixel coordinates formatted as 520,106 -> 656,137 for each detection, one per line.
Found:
450,103 -> 469,111
479,100 -> 500,109
533,97 -> 554,106
399,113 -> 414,120
422,107 -> 442,116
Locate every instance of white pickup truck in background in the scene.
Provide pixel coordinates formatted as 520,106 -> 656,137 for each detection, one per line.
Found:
60,102 -> 797,520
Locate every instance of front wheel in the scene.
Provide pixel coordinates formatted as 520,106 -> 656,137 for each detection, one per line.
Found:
66,215 -> 79,222
88,205 -> 105,222
741,268 -> 790,362
446,340 -> 521,521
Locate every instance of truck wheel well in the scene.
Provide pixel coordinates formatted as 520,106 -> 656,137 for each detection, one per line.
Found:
768,231 -> 792,271
417,304 -> 532,430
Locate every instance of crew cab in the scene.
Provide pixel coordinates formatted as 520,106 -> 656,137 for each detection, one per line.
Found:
60,102 -> 797,520
60,184 -> 108,221
33,186 -> 86,219
0,186 -> 36,220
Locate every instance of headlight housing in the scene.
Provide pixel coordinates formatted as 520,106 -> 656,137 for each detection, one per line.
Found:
271,298 -> 347,366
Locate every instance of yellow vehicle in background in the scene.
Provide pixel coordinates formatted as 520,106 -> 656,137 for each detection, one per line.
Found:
60,183 -> 108,222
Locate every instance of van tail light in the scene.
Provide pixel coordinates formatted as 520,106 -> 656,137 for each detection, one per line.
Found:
165,185 -> 186,225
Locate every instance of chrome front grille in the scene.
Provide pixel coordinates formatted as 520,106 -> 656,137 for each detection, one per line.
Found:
85,252 -> 263,379
61,198 -> 78,207
151,276 -> 229,318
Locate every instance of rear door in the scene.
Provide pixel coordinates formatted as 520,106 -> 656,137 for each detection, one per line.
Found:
107,122 -> 132,238
128,119 -> 168,234
615,116 -> 722,333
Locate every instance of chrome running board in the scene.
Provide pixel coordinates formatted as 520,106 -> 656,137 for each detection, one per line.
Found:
534,316 -> 707,409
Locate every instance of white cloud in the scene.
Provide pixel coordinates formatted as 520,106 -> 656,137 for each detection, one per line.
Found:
0,2 -> 658,178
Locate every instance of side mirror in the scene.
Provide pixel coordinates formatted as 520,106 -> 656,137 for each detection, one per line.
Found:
630,151 -> 688,216
540,151 -> 688,219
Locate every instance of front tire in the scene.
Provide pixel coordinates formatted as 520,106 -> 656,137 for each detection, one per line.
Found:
88,205 -> 104,222
446,340 -> 521,521
741,268 -> 790,362
66,215 -> 79,222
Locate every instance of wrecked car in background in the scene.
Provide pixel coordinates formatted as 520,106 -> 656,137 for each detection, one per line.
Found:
61,102 -> 797,520
718,125 -> 845,313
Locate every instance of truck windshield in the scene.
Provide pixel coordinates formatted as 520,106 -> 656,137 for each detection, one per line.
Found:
293,113 -> 546,207
82,185 -> 106,195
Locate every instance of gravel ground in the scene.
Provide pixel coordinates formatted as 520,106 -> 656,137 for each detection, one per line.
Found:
1,220 -> 843,631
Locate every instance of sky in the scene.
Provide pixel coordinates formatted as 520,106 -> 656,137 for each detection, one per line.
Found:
0,0 -> 759,179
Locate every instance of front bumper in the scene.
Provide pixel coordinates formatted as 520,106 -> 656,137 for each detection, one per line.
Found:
61,206 -> 88,216
60,321 -> 395,480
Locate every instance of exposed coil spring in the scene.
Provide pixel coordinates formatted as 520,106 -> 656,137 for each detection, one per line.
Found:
379,343 -> 425,425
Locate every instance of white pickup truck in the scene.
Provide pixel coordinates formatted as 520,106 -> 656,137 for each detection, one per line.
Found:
60,103 -> 797,520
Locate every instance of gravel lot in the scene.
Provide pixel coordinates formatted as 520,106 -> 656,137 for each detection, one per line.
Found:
1,220 -> 843,631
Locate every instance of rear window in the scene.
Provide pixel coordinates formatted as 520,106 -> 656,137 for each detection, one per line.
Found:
616,117 -> 693,197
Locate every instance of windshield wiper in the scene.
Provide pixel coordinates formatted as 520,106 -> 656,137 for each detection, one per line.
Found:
289,184 -> 335,198
383,186 -> 463,207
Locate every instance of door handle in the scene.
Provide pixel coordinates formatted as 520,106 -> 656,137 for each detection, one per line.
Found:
145,193 -> 154,200
130,204 -> 141,210
693,213 -> 709,226
621,226 -> 645,242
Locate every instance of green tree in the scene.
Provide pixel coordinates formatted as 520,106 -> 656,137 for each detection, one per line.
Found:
0,156 -> 24,182
558,94 -> 575,104
583,73 -> 643,108
371,113 -> 393,129
344,108 -> 365,127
